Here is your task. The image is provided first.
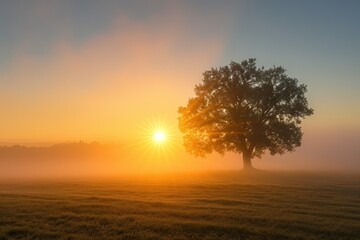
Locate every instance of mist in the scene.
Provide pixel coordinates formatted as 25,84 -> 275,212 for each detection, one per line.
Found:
1,126 -> 358,180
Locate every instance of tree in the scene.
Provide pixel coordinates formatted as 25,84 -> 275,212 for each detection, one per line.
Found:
178,59 -> 313,170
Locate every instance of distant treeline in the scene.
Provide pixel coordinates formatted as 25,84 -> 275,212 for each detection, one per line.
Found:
0,141 -> 122,160
0,142 -> 134,178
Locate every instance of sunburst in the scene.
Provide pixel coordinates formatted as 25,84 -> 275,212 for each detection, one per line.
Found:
134,116 -> 182,164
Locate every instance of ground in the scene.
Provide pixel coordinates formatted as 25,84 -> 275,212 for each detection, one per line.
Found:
0,171 -> 359,240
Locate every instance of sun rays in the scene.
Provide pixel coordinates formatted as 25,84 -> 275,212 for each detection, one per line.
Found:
129,116 -> 182,169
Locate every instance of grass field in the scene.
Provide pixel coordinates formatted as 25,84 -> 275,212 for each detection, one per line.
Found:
0,171 -> 359,240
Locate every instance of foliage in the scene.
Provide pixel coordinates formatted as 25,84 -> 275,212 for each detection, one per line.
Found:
178,59 -> 313,167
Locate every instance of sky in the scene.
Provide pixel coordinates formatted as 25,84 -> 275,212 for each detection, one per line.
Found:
0,0 -> 359,172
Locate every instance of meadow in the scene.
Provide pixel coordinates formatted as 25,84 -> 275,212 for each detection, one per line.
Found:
0,171 -> 359,240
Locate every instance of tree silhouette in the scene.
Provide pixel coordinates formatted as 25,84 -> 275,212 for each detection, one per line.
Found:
178,59 -> 313,170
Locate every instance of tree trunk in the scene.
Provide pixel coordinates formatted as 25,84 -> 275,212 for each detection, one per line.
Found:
242,151 -> 253,170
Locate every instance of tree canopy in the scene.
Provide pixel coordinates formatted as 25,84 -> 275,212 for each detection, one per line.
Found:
178,59 -> 313,169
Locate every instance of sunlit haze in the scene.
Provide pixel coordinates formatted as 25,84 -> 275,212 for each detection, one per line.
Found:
0,0 -> 359,176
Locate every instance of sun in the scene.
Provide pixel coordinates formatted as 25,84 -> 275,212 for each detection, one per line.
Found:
134,116 -> 182,162
153,130 -> 166,143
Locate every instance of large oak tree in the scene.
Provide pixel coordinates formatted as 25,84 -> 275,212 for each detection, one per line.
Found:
178,59 -> 313,170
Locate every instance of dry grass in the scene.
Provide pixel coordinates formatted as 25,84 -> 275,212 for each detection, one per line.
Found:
0,171 -> 359,239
